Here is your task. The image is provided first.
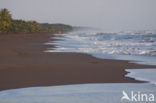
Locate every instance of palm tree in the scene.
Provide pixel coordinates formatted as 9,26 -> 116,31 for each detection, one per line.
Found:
0,8 -> 12,33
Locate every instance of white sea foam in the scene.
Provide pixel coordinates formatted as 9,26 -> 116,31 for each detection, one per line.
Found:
46,30 -> 156,55
45,30 -> 156,65
0,83 -> 156,103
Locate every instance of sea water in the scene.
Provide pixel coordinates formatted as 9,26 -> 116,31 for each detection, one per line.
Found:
0,30 -> 156,103
45,30 -> 156,65
126,69 -> 156,85
1,68 -> 156,103
0,83 -> 156,103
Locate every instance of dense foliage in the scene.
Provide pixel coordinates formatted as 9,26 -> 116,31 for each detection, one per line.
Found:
0,8 -> 73,33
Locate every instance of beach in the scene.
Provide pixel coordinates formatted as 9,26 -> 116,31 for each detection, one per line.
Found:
0,33 -> 156,91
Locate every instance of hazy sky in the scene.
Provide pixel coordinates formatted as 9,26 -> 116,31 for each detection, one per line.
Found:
0,0 -> 156,31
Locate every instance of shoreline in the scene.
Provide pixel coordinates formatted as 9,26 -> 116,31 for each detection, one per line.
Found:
0,33 -> 156,91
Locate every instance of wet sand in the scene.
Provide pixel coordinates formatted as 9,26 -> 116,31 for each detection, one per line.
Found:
0,33 -> 156,91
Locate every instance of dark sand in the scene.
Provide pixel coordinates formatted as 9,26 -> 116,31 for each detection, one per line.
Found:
0,33 -> 156,91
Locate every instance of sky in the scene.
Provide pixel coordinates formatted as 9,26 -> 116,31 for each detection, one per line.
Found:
0,0 -> 156,31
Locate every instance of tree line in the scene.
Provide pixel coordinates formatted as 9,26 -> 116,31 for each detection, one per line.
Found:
0,8 -> 73,34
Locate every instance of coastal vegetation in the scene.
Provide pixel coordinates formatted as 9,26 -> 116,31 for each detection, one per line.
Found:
0,8 -> 73,34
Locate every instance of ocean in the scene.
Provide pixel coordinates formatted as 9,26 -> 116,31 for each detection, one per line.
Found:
0,30 -> 156,103
0,83 -> 156,103
46,30 -> 156,65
